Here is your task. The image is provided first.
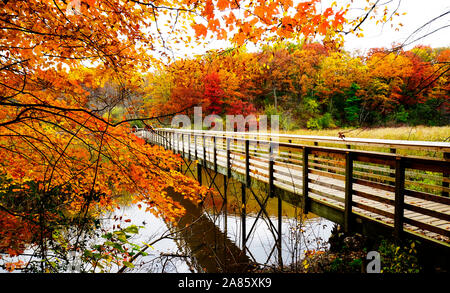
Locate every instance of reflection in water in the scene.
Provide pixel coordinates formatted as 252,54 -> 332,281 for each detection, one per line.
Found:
107,187 -> 333,272
0,186 -> 333,273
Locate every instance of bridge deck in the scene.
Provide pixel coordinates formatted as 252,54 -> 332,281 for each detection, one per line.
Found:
138,129 -> 450,247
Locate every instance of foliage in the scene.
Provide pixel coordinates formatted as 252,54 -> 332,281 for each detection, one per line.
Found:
145,43 -> 449,130
81,225 -> 146,272
0,0 -> 443,272
307,113 -> 335,130
378,239 -> 422,273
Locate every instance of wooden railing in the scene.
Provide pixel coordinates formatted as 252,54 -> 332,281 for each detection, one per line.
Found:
137,128 -> 450,246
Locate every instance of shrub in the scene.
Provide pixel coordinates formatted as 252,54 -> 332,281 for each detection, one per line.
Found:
378,239 -> 421,273
307,113 -> 336,129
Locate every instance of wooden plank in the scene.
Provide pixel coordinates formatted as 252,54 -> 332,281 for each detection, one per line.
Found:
353,177 -> 396,193
403,217 -> 450,237
406,181 -> 450,194
352,201 -> 394,219
309,168 -> 346,181
275,168 -> 303,183
405,189 -> 450,205
309,178 -> 345,192
309,161 -> 346,173
404,203 -> 450,222
404,156 -> 450,173
309,187 -> 345,204
353,190 -> 395,205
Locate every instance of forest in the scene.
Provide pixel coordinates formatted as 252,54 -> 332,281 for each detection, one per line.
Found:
143,43 -> 450,130
0,0 -> 448,274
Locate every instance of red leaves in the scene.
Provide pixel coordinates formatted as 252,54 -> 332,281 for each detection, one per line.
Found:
203,72 -> 224,115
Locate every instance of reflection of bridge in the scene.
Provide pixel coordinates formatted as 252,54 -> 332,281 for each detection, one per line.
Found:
138,128 -> 450,266
168,189 -> 252,273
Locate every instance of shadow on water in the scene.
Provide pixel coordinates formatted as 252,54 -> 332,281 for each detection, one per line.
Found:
164,166 -> 334,272
168,189 -> 254,273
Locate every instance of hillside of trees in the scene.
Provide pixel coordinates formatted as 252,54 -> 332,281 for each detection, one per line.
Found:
144,43 -> 450,130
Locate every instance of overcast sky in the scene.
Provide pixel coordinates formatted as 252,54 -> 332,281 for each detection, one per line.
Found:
175,0 -> 450,59
342,0 -> 450,53
148,0 -> 450,63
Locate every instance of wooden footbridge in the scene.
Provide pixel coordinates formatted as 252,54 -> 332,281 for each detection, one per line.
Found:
137,128 -> 450,264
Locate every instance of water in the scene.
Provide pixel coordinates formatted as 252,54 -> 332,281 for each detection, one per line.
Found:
98,188 -> 334,273
0,185 -> 333,273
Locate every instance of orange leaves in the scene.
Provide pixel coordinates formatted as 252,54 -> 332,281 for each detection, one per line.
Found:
0,210 -> 36,259
202,0 -> 215,19
193,23 -> 208,38
333,10 -> 346,28
4,260 -> 25,272
318,20 -> 330,35
216,0 -> 230,10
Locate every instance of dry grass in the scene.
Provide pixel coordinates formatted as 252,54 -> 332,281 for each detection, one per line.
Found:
283,125 -> 450,142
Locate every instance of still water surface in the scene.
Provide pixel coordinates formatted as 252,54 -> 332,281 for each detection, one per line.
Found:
1,184 -> 333,273
102,190 -> 334,273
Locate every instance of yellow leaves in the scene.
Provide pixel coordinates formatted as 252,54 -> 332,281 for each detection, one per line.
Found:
142,242 -> 154,250
303,259 -> 309,270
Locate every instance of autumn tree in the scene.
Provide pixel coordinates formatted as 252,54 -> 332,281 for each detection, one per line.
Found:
0,0 -> 406,271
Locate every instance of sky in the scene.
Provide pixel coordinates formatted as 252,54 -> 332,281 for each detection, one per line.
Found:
166,0 -> 450,60
341,0 -> 450,54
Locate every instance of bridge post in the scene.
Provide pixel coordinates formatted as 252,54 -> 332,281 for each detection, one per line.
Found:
245,139 -> 250,187
269,142 -> 283,268
390,148 -> 396,183
443,152 -> 449,197
203,135 -> 206,167
167,131 -> 170,150
171,131 -> 174,151
394,156 -> 405,239
226,138 -> 231,178
288,139 -> 292,161
182,133 -> 185,158
213,136 -> 217,173
197,162 -> 202,185
269,142 -> 274,198
188,133 -> 191,161
177,132 -> 180,154
344,151 -> 353,233
165,131 -> 168,149
241,182 -> 246,250
302,147 -> 309,214
194,135 -> 197,160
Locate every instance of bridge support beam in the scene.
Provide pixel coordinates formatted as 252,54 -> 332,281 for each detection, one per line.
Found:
394,157 -> 405,239
344,151 -> 353,234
